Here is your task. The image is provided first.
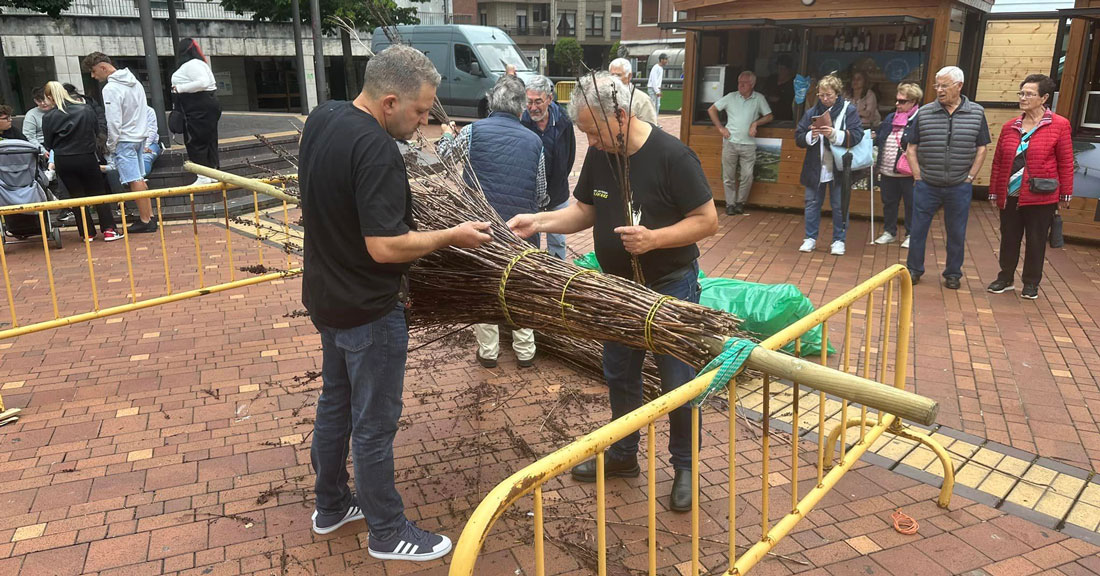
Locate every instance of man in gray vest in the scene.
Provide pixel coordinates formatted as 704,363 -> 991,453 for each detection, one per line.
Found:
904,66 -> 990,290
437,75 -> 548,368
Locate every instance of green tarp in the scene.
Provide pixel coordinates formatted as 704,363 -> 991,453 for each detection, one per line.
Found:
572,253 -> 833,357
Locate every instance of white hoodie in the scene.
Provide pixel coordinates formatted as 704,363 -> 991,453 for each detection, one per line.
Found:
102,67 -> 149,150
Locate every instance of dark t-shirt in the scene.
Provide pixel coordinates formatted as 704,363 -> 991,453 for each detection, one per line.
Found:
574,126 -> 712,282
299,101 -> 416,329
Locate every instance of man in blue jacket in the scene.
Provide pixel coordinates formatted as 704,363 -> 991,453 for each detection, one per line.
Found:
521,75 -> 575,260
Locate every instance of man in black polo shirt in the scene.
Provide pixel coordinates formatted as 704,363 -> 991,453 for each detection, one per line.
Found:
299,44 -> 492,562
508,72 -> 718,512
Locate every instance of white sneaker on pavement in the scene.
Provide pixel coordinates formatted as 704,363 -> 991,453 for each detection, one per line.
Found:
901,235 -> 910,249
874,232 -> 895,245
831,241 -> 845,256
799,238 -> 816,253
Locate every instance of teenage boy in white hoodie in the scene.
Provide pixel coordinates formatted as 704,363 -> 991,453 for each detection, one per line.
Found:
82,52 -> 157,233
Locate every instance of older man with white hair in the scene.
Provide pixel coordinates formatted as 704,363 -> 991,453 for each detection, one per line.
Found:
521,75 -> 576,260
507,72 -> 718,513
438,75 -> 548,369
904,66 -> 990,290
608,58 -> 657,124
707,70 -> 772,215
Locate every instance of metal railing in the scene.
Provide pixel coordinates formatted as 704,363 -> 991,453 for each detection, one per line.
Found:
0,164 -> 301,426
0,169 -> 300,343
450,264 -> 955,576
1,0 -> 255,20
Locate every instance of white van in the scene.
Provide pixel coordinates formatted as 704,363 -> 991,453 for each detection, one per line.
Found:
371,25 -> 534,118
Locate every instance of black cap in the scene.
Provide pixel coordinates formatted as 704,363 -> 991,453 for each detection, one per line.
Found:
657,53 -> 668,61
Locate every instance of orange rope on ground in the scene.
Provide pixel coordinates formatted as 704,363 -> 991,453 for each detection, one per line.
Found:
891,509 -> 919,535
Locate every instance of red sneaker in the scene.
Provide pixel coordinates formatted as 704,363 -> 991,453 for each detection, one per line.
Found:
103,229 -> 123,242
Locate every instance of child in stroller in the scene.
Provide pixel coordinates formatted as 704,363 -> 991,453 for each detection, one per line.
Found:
0,139 -> 62,248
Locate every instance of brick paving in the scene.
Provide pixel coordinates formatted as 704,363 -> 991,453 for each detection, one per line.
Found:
0,115 -> 1098,575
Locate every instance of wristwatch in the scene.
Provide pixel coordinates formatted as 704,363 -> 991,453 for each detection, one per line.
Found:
965,174 -> 975,182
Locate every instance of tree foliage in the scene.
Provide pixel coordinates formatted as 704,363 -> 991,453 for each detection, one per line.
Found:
213,0 -> 422,33
0,0 -> 73,17
554,37 -> 583,77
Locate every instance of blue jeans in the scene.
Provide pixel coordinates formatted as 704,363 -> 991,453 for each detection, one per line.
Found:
648,88 -> 661,114
906,181 -> 971,280
879,176 -> 913,237
543,200 -> 569,260
311,305 -> 409,541
142,141 -> 161,176
604,262 -> 701,471
804,181 -> 847,242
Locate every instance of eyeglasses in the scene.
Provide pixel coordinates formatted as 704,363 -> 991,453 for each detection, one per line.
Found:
896,99 -> 911,104
1017,91 -> 1040,99
0,116 -> 10,121
817,92 -> 836,98
526,98 -> 546,106
933,83 -> 958,91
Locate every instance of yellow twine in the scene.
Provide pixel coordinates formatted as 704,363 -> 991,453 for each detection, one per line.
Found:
644,296 -> 673,352
499,248 -> 545,327
559,269 -> 599,338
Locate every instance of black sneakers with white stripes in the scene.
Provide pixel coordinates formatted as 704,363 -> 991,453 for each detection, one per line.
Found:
368,520 -> 453,562
311,504 -> 364,535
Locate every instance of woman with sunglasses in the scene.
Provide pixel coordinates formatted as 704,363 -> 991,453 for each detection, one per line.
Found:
986,74 -> 1073,300
873,82 -> 923,248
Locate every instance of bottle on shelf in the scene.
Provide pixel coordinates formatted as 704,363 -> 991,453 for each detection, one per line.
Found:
920,27 -> 928,50
843,29 -> 852,51
896,29 -> 907,51
909,27 -> 920,49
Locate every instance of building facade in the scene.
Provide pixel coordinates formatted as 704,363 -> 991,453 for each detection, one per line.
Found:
0,0 -> 452,113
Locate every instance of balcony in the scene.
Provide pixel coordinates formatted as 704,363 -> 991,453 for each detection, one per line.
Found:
1,0 -> 254,20
417,11 -> 476,25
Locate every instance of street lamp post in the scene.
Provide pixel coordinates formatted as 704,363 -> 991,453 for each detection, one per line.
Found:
136,0 -> 170,146
291,0 -> 310,114
310,0 -> 327,105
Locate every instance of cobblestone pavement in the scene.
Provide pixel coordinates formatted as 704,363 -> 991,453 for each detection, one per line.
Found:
0,114 -> 1098,576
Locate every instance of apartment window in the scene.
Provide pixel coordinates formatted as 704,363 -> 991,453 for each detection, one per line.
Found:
479,11 -> 487,26
557,10 -> 576,37
639,0 -> 658,26
516,8 -> 528,33
587,11 -> 604,36
611,8 -> 622,35
533,4 -> 551,35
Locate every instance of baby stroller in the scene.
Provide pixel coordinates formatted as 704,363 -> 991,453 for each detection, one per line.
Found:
0,139 -> 62,248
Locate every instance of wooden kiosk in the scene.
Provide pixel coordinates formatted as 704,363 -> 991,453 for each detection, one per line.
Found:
663,0 -> 992,221
1051,2 -> 1100,240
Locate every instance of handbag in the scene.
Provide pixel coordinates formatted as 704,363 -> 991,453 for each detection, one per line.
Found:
894,132 -> 913,176
1021,127 -> 1058,194
1049,211 -> 1064,248
168,94 -> 186,134
830,101 -> 873,171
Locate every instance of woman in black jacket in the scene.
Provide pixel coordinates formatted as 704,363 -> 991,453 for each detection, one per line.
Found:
42,81 -> 120,242
794,74 -> 863,256
171,38 -> 222,176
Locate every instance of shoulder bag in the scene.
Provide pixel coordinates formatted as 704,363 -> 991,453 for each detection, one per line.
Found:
830,101 -> 874,171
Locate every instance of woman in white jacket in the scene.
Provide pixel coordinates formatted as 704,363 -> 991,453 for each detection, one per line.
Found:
171,38 -> 222,175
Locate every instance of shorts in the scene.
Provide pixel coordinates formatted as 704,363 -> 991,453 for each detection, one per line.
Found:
113,141 -> 145,185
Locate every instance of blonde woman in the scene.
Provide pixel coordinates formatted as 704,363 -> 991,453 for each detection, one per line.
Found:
794,73 -> 864,255
41,81 -> 121,241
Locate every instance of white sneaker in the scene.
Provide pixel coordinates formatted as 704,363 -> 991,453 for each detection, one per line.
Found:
901,236 -> 910,249
831,241 -> 845,256
799,238 -> 816,253
193,175 -> 218,185
874,232 -> 895,245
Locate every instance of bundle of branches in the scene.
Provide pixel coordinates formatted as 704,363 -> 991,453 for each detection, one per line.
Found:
402,140 -> 749,369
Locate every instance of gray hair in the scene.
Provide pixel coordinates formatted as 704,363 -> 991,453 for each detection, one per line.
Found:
738,70 -> 757,84
568,71 -> 632,122
935,66 -> 965,85
525,74 -> 554,98
608,58 -> 632,76
362,44 -> 441,99
487,74 -> 527,117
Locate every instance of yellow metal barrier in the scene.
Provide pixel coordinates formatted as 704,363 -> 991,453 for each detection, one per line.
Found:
0,172 -> 303,423
450,264 -> 955,576
555,80 -> 577,104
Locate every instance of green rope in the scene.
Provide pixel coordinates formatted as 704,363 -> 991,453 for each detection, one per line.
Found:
694,338 -> 758,406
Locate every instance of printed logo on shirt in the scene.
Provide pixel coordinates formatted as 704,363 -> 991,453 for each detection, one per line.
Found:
592,188 -> 609,199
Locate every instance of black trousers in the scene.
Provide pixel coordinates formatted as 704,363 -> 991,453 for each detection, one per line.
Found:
178,91 -> 222,169
997,196 -> 1057,286
55,153 -> 116,237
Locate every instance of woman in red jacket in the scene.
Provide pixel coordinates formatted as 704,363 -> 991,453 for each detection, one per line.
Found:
987,74 -> 1073,300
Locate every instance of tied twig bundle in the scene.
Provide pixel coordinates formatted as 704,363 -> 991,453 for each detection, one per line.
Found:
402,143 -> 749,369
